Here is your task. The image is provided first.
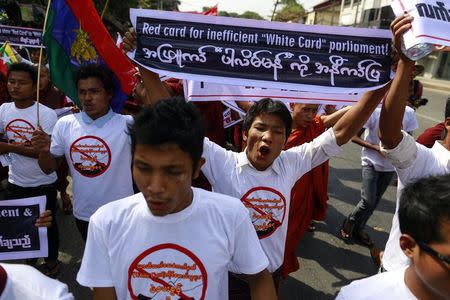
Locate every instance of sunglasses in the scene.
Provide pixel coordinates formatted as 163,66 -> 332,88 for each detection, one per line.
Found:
418,242 -> 450,265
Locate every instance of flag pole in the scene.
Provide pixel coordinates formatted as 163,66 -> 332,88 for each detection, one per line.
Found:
36,0 -> 53,128
101,0 -> 110,20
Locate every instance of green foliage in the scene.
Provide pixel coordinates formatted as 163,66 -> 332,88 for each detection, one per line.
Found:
202,6 -> 264,20
273,0 -> 305,23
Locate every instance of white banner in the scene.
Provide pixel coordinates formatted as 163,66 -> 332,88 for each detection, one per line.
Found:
130,9 -> 392,94
184,80 -> 361,105
392,0 -> 450,49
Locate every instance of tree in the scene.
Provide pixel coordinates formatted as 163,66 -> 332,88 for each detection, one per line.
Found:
202,6 -> 264,20
273,0 -> 305,23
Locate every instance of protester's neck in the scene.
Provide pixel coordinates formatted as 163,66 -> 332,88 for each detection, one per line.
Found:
405,266 -> 446,300
442,133 -> 450,152
14,99 -> 35,109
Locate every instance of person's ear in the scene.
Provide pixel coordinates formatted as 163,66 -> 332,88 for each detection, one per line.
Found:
192,157 -> 205,180
243,130 -> 248,142
444,118 -> 450,132
400,234 -> 418,258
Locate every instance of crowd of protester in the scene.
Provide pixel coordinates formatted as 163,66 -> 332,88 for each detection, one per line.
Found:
0,13 -> 448,300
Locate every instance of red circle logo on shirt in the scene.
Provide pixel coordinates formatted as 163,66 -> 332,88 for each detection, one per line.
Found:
5,119 -> 35,146
241,187 -> 287,239
69,135 -> 111,177
128,243 -> 208,300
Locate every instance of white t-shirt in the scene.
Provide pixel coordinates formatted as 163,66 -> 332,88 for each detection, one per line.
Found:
0,102 -> 57,187
201,128 -> 341,272
336,267 -> 417,300
77,188 -> 268,300
361,107 -> 418,172
50,111 -> 134,221
381,132 -> 450,271
0,263 -> 74,300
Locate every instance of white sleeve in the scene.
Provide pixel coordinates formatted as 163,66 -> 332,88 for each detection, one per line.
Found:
404,110 -> 419,133
49,119 -> 65,157
41,108 -> 58,135
284,128 -> 341,180
335,290 -> 347,300
381,131 -> 439,185
201,137 -> 234,187
380,131 -> 418,170
76,213 -> 115,288
229,209 -> 269,275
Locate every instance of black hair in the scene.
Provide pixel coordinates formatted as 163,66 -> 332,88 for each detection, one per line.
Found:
129,97 -> 205,167
7,62 -> 38,85
445,97 -> 450,119
399,174 -> 450,244
243,98 -> 292,140
75,64 -> 115,94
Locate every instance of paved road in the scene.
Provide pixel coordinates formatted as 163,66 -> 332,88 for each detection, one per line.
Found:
21,87 -> 449,299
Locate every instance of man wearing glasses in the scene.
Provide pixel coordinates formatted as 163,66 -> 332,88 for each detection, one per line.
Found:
375,15 -> 450,273
336,174 -> 450,299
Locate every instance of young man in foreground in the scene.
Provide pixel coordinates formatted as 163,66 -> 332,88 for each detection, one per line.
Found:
76,98 -> 276,300
337,174 -> 450,300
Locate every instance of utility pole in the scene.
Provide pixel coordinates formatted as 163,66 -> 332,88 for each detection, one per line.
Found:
271,0 -> 280,21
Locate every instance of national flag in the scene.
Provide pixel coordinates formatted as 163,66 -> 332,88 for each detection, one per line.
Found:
43,0 -> 137,112
203,5 -> 218,16
0,42 -> 18,78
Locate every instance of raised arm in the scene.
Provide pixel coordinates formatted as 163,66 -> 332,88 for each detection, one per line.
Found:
379,15 -> 415,149
123,28 -> 169,106
320,105 -> 351,128
332,85 -> 390,146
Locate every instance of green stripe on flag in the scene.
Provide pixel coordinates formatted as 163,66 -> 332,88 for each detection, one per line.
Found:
43,8 -> 80,108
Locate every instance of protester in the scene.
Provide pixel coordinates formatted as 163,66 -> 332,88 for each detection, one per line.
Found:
76,98 -> 276,300
340,106 -> 418,248
0,62 -> 60,276
379,14 -> 450,272
0,263 -> 74,300
336,174 -> 450,300
282,103 -> 350,278
32,64 -> 137,241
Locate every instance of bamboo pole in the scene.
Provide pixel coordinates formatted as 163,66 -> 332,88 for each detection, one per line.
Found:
36,0 -> 53,128
101,0 -> 110,20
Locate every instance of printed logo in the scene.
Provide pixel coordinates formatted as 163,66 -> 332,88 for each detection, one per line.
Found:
5,119 -> 35,146
241,187 -> 287,239
69,135 -> 111,177
128,243 -> 207,300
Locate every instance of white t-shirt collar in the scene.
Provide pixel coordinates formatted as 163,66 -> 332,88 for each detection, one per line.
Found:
139,189 -> 198,223
236,150 -> 281,175
81,108 -> 114,127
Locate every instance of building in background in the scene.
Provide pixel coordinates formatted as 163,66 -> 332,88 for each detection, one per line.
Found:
305,0 -> 341,26
338,0 -> 449,81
